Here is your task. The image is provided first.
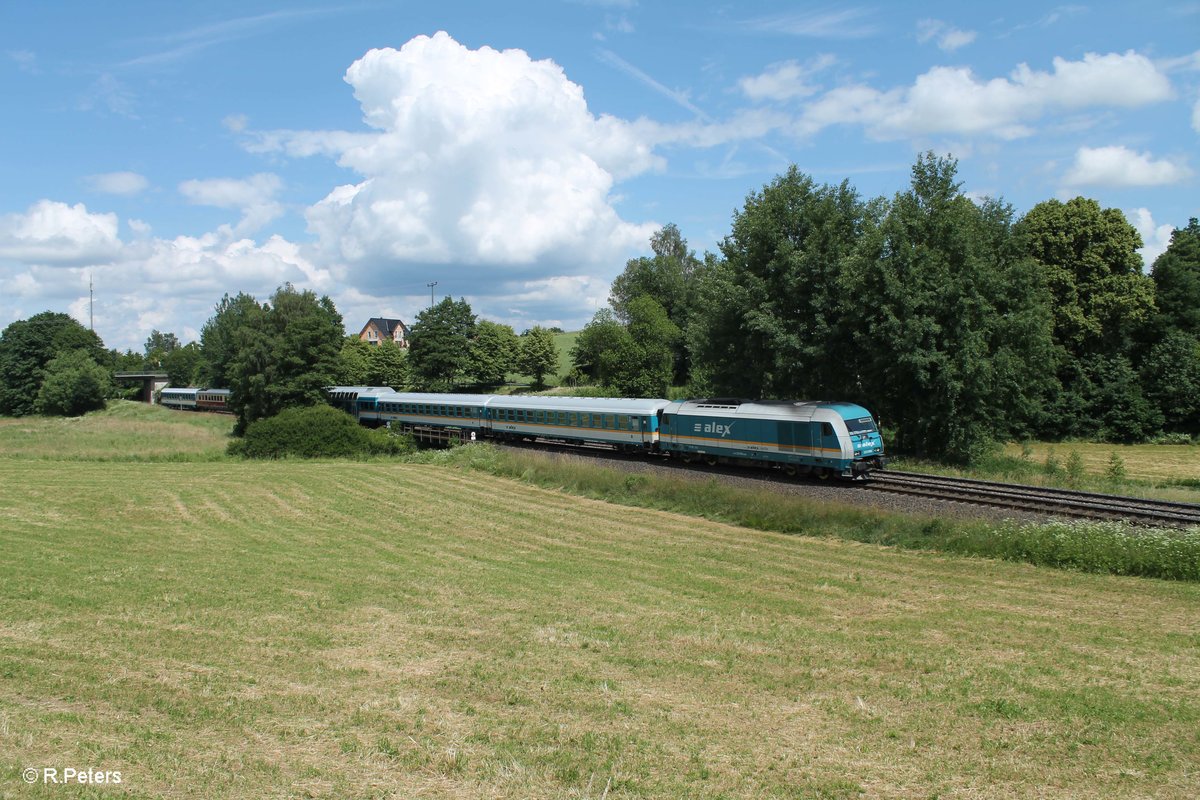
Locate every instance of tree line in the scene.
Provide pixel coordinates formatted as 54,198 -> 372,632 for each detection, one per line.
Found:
0,284 -> 562,435
573,153 -> 1200,461
3,152 -> 1197,461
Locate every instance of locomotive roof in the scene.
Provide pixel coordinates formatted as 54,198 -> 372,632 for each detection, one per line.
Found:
667,398 -> 874,421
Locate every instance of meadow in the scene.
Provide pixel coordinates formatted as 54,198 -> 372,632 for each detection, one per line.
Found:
1,404 -> 1199,798
1002,440 -> 1200,484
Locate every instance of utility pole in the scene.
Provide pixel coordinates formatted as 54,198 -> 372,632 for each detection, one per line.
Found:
89,273 -> 94,332
427,281 -> 438,308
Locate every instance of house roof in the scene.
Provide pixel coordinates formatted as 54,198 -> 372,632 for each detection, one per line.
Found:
361,317 -> 408,336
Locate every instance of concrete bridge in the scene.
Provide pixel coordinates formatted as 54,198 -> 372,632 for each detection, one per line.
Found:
113,372 -> 169,403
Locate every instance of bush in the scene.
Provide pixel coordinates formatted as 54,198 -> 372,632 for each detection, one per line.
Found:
35,350 -> 110,416
228,404 -> 414,458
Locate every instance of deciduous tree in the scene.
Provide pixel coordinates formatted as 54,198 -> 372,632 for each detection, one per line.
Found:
0,312 -> 106,416
689,168 -> 868,399
469,320 -> 519,387
845,153 -> 1056,461
408,297 -> 477,390
34,349 -> 110,416
1150,217 -> 1200,338
518,326 -> 559,389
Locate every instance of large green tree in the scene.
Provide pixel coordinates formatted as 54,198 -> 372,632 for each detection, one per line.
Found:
469,320 -> 520,387
1018,197 -> 1154,357
599,296 -> 680,397
162,342 -> 204,387
337,337 -> 410,388
199,293 -> 261,388
408,297 -> 477,390
1150,217 -> 1200,338
844,154 -> 1056,461
202,284 -> 344,434
1141,331 -> 1200,435
366,340 -> 410,388
0,312 -> 107,416
689,168 -> 868,399
610,224 -> 702,383
570,308 -> 627,385
1017,197 -> 1158,439
518,326 -> 559,389
143,330 -> 180,369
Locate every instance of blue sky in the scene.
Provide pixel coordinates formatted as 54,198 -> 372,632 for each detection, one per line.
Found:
2,1 -> 1197,351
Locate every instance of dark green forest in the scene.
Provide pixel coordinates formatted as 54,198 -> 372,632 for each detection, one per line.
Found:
574,154 -> 1200,461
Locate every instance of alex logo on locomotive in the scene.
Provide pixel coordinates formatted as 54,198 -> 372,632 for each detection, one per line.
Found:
693,422 -> 732,437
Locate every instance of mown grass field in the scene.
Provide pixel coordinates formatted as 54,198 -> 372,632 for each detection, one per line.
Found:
1,406 -> 1199,798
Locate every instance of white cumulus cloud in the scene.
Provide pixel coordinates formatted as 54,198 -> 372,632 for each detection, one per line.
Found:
1063,146 -> 1193,187
0,200 -> 123,266
795,50 -> 1173,141
252,31 -> 658,295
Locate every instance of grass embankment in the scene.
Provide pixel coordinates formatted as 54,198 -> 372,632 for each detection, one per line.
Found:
2,454 -> 1199,798
0,400 -> 233,461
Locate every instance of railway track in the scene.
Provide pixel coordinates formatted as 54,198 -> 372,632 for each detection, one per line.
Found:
494,439 -> 1200,527
864,471 -> 1200,527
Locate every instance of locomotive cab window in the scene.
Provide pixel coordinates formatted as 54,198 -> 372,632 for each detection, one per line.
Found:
822,422 -> 835,436
846,417 -> 877,433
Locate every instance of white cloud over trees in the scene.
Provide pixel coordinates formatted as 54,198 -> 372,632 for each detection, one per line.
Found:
1064,146 -> 1193,187
259,32 -> 659,292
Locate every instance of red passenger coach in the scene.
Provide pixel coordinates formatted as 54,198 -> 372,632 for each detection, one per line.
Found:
196,389 -> 231,413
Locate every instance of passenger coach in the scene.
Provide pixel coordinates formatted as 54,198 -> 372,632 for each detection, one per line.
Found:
485,396 -> 670,449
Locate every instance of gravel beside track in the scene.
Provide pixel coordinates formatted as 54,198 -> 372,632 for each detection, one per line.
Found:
495,439 -> 1060,525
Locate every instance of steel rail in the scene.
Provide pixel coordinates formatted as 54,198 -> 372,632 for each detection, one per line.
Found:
864,471 -> 1200,527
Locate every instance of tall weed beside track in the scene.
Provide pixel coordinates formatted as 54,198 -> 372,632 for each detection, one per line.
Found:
990,521 -> 1200,580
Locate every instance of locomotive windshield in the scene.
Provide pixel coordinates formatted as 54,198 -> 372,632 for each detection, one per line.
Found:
845,416 -> 877,433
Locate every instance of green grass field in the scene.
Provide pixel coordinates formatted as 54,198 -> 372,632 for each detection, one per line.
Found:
1,404 -> 1199,797
1003,440 -> 1200,483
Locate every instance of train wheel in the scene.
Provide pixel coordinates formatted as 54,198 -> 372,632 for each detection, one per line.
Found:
783,464 -> 798,478
705,455 -> 718,467
817,468 -> 832,480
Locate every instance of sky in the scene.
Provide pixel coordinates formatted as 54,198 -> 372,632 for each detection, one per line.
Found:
1,1 -> 1197,352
